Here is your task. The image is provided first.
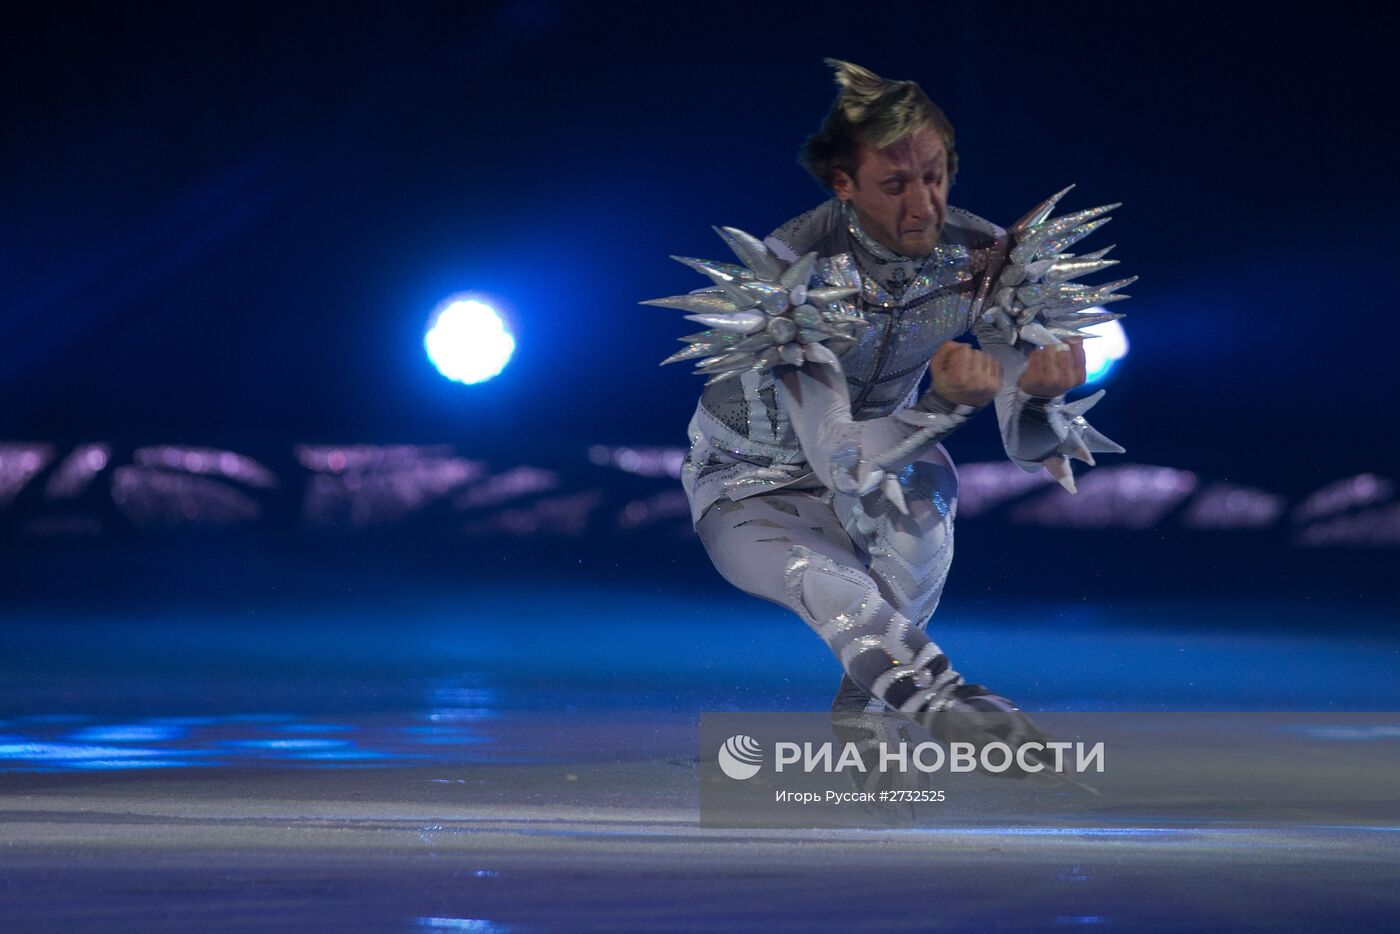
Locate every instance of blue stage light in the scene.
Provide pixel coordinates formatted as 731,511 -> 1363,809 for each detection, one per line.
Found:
424,297 -> 515,385
1080,315 -> 1129,383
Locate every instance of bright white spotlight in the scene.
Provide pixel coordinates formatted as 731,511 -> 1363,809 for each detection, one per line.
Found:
1079,313 -> 1129,383
424,297 -> 515,385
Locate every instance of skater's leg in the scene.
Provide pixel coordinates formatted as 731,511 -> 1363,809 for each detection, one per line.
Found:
696,489 -> 1036,743
828,444 -> 961,714
696,484 -> 1054,777
696,491 -> 901,714
835,443 -> 960,631
695,490 -> 860,595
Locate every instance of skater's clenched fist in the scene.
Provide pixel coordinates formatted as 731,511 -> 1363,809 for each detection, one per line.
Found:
1018,338 -> 1087,398
930,340 -> 1001,407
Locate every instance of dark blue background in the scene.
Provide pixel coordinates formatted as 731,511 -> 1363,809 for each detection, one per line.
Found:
1,0 -> 1395,630
4,1 -> 1392,483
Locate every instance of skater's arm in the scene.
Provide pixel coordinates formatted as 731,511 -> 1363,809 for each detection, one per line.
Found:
973,318 -> 1080,471
773,342 -> 991,503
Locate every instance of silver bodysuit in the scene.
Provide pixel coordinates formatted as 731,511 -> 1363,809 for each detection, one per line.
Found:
676,198 -> 1071,747
651,187 -> 1129,776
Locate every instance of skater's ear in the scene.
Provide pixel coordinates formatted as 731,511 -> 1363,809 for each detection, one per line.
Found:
832,166 -> 857,201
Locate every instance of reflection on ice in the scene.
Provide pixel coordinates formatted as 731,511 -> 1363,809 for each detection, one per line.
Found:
0,667 -> 619,772
64,758 -> 212,770
291,749 -> 397,762
416,919 -> 511,932
69,724 -> 187,742
0,743 -> 173,761
0,701 -> 533,773
220,738 -> 351,749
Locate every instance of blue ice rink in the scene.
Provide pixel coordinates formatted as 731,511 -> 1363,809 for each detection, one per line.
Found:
1,588 -> 1397,931
3,587 -> 1398,769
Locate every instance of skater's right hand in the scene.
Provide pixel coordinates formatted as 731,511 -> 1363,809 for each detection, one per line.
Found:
930,340 -> 1000,408
1018,337 -> 1087,398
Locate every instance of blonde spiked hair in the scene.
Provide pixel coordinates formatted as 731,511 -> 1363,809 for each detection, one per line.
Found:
799,58 -> 958,191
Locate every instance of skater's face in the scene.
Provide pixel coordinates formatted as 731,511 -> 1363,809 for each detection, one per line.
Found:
831,126 -> 949,258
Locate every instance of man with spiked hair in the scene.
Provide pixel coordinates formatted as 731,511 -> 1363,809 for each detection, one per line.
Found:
646,60 -> 1131,771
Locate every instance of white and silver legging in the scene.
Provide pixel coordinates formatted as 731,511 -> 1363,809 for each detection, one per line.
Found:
695,443 -> 1007,723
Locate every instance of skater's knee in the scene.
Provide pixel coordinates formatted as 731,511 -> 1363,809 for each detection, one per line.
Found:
783,544 -> 880,628
900,458 -> 958,526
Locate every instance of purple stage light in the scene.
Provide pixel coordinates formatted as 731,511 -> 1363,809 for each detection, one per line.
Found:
1012,465 -> 1198,529
1180,481 -> 1286,529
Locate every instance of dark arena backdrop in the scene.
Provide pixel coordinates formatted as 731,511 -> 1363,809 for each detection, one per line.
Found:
1,2 -> 1396,931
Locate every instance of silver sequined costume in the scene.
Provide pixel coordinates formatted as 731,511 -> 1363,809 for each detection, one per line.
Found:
649,191 -> 1130,759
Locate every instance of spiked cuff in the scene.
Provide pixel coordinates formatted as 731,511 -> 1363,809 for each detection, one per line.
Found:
1009,389 -> 1126,494
823,399 -> 980,515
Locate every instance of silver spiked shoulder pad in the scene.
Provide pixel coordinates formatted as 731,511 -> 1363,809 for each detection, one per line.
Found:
978,186 -> 1135,494
978,185 -> 1134,350
642,226 -> 864,386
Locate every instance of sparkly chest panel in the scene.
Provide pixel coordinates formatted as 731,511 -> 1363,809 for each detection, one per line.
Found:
815,248 -> 978,419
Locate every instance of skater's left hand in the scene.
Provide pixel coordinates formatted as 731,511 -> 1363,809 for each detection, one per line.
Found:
930,340 -> 1001,407
1018,337 -> 1087,398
